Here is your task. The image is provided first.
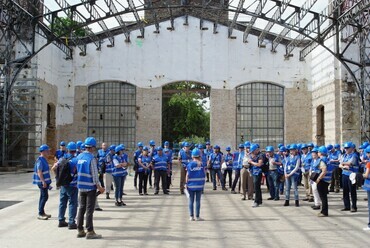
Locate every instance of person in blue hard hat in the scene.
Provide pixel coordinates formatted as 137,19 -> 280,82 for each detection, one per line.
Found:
359,142 -> 369,177
76,137 -> 105,239
278,146 -> 288,195
52,141 -> 78,229
112,145 -> 128,206
104,145 -> 116,199
54,141 -> 67,162
208,145 -> 226,191
231,144 -> 244,194
96,143 -> 109,189
205,142 -> 213,182
152,147 -> 170,195
284,144 -> 301,207
241,142 -> 254,201
148,140 -> 157,189
315,146 -> 332,217
247,144 -> 264,208
186,148 -> 206,221
179,142 -> 192,194
339,142 -> 359,212
33,144 -> 52,220
138,146 -> 152,195
163,148 -> 173,191
362,146 -> 370,231
223,146 -> 233,189
301,144 -> 313,202
76,141 -> 83,156
310,147 -> 322,210
133,142 -> 144,190
266,146 -> 282,201
328,144 -> 342,193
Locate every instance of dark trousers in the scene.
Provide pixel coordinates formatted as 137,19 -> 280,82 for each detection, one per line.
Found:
38,184 -> 49,215
138,172 -> 148,194
232,169 -> 241,192
211,169 -> 224,189
223,169 -> 232,188
267,170 -> 279,200
148,170 -> 153,187
253,173 -> 263,204
77,190 -> 96,232
317,181 -> 329,215
134,166 -> 138,188
154,170 -> 168,193
99,173 -> 104,188
330,167 -> 341,191
342,174 -> 357,209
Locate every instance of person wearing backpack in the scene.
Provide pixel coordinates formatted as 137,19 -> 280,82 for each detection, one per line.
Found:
52,141 -> 78,229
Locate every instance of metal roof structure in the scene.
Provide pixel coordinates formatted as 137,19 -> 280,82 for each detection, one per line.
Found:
0,0 -> 369,166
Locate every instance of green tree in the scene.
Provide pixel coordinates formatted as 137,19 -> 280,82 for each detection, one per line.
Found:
50,17 -> 88,37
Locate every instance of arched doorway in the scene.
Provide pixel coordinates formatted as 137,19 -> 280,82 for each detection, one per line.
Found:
316,105 -> 325,145
236,82 -> 284,148
87,81 -> 136,149
162,81 -> 210,146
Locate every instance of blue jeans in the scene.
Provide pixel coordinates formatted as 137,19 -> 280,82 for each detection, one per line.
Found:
113,176 -> 124,201
58,185 -> 78,224
342,174 -> 357,209
253,173 -> 262,204
267,170 -> 279,200
211,169 -> 225,189
188,190 -> 202,218
285,174 -> 299,201
38,184 -> 49,215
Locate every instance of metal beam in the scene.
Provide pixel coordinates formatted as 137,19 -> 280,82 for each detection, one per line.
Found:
127,0 -> 144,37
243,0 -> 267,42
228,0 -> 245,38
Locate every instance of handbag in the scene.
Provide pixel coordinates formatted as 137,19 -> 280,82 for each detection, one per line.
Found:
310,172 -> 319,182
221,162 -> 227,170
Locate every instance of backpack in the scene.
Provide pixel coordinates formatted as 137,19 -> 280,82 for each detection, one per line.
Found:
261,153 -> 269,173
56,157 -> 74,187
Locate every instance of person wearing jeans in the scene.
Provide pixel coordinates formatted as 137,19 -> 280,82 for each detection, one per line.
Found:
266,146 -> 282,201
113,145 -> 128,206
310,149 -> 322,210
186,148 -> 206,221
208,145 -> 226,190
362,147 -> 370,231
138,146 -> 151,195
249,144 -> 264,208
33,144 -> 52,220
316,146 -> 332,217
284,144 -> 301,207
231,144 -> 244,194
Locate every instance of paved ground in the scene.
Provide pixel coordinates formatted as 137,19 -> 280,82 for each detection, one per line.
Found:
0,166 -> 369,248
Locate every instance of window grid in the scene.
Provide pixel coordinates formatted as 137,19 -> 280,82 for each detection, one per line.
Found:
88,82 -> 136,150
236,83 -> 284,148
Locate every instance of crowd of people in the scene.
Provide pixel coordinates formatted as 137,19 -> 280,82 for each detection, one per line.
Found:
32,137 -> 370,240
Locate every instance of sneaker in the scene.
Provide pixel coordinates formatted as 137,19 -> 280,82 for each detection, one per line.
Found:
241,197 -> 246,201
341,208 -> 350,211
213,188 -> 217,190
222,187 -> 228,191
252,202 -> 259,208
144,193 -> 149,195
363,226 -> 370,231
86,231 -> 102,239
154,192 -> 159,195
106,193 -> 110,199
139,193 -> 143,195
44,213 -> 52,218
189,217 -> 195,221
122,193 -> 127,195
267,197 -> 274,200
350,208 -> 357,213
195,217 -> 204,221
77,230 -> 86,238
68,223 -> 77,230
95,208 -> 103,211
335,189 -> 340,193
58,221 -> 68,227
37,215 -> 48,220
115,201 -> 121,206
274,198 -> 280,201
317,213 -> 328,217
231,190 -> 236,194
312,206 -> 321,210
302,198 -> 309,201
120,201 -> 126,206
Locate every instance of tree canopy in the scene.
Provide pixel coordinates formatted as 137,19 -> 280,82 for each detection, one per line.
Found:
50,17 -> 88,37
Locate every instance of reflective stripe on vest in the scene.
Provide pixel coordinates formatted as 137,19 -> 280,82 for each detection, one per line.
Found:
76,153 -> 96,190
32,157 -> 51,184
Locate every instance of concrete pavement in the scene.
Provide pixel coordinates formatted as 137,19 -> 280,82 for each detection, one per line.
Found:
0,167 -> 369,248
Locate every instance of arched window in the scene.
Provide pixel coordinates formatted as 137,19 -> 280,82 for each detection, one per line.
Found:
236,82 -> 284,148
88,82 -> 136,149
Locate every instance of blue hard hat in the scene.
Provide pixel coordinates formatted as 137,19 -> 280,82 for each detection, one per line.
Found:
244,141 -> 251,148
278,143 -> 284,148
39,144 -> 49,152
206,141 -> 210,145
289,144 -> 298,150
137,142 -> 144,147
226,146 -> 231,151
362,141 -> 369,147
318,146 -> 328,155
109,145 -> 116,151
115,145 -> 123,153
67,142 -> 77,151
326,144 -> 333,151
214,145 -> 220,149
84,137 -> 97,147
312,147 -> 319,153
143,146 -> 149,151
198,144 -> 204,149
279,146 -> 287,152
164,141 -> 169,146
343,142 -> 352,149
250,144 -> 259,153
297,144 -> 302,150
149,140 -> 155,146
184,142 -> 190,147
60,141 -> 66,146
301,144 -> 308,149
191,148 -> 200,157
156,146 -> 163,151
76,141 -> 83,149
365,146 -> 370,153
266,146 -> 274,152
81,143 -> 85,150
238,144 -> 245,149
334,144 -> 340,149
307,142 -> 314,147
